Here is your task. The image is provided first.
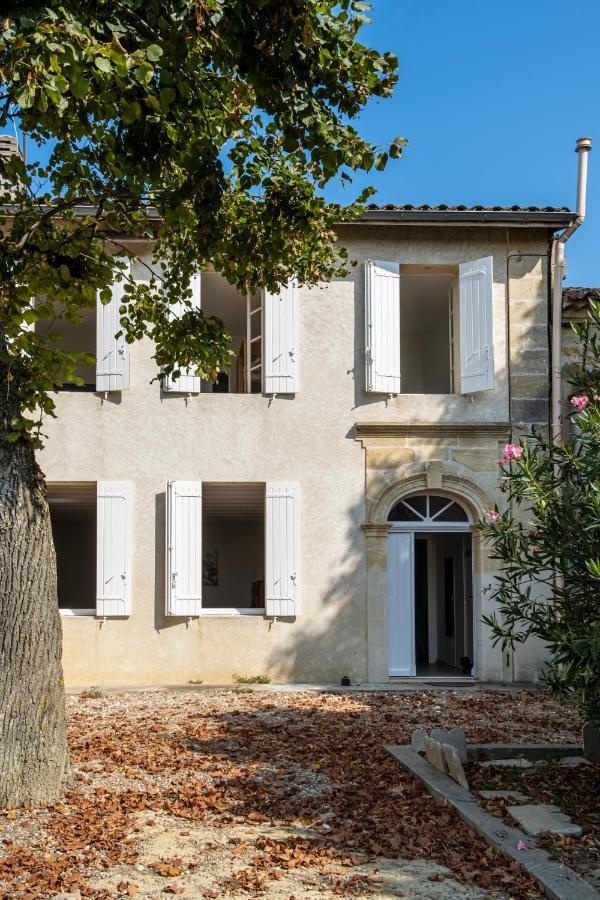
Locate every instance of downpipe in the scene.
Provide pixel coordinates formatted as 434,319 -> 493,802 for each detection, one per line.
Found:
551,137 -> 592,444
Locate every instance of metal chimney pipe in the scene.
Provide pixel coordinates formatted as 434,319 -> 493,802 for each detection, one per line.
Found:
551,137 -> 592,443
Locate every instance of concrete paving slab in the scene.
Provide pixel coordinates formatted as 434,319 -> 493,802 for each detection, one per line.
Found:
507,804 -> 583,838
480,757 -> 534,768
479,790 -> 529,802
560,756 -> 591,767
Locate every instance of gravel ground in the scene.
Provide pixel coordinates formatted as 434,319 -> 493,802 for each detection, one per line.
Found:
0,688 -> 582,899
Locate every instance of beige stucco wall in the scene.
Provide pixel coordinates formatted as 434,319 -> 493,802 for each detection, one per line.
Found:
37,224 -> 553,686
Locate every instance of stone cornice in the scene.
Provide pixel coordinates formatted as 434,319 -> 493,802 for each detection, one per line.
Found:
354,422 -> 512,443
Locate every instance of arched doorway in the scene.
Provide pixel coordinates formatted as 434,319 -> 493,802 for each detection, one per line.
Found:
387,493 -> 474,677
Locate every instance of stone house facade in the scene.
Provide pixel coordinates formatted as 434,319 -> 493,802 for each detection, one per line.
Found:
36,205 -> 578,686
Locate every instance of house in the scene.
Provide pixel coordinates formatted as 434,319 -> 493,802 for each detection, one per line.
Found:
31,193 -> 593,688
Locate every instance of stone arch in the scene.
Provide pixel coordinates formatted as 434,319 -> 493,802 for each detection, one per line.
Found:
370,471 -> 494,526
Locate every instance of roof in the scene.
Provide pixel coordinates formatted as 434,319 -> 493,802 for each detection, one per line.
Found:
355,204 -> 574,227
563,286 -> 600,310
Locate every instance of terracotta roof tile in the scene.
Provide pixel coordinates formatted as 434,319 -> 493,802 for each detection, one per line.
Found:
364,203 -> 571,213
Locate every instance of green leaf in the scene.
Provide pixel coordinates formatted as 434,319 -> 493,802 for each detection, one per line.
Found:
146,44 -> 163,62
70,76 -> 89,99
94,57 -> 112,73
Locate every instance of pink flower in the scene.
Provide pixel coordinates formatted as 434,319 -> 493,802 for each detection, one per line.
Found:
487,510 -> 500,524
516,840 -> 529,851
503,443 -> 524,460
571,395 -> 590,411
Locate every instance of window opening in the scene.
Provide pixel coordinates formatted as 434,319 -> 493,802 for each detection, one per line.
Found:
400,271 -> 456,394
200,273 -> 262,394
388,493 -> 469,524
35,302 -> 96,391
202,482 -> 265,610
47,482 -> 96,611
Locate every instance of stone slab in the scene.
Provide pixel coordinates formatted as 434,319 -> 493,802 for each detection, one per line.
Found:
560,756 -> 591,767
507,804 -> 583,838
442,743 -> 469,789
386,745 -> 598,900
479,790 -> 529,802
480,757 -> 534,768
468,743 -> 582,762
424,736 -> 446,774
430,727 -> 468,763
411,728 -> 427,752
582,722 -> 600,763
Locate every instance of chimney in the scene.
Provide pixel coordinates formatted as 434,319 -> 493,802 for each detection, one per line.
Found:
0,134 -> 24,198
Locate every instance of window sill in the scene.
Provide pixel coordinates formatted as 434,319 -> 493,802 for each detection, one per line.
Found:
60,608 -> 95,617
197,608 -> 265,616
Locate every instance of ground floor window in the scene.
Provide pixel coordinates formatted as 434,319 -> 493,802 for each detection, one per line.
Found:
202,482 -> 265,611
47,482 -> 97,613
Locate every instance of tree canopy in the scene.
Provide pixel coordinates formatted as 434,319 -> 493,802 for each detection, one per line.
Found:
0,0 -> 402,441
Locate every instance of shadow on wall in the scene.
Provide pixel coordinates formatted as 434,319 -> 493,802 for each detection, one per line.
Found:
154,491 -> 179,632
264,486 -> 370,684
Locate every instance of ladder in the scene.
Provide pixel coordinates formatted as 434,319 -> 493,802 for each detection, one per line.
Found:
246,292 -> 262,394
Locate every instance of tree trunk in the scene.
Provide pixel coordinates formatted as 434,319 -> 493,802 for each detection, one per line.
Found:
0,432 -> 70,806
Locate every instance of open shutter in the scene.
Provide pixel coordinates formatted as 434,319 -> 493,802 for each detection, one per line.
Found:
96,481 -> 132,616
263,279 -> 299,394
163,273 -> 202,393
365,260 -> 401,393
96,257 -> 130,391
166,480 -> 203,616
387,532 -> 415,676
265,481 -> 300,616
459,255 -> 495,393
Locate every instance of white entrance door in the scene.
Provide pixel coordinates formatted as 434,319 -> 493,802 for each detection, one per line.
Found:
387,531 -> 415,676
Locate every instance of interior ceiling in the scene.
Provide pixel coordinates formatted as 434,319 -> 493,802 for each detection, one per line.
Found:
203,482 -> 265,523
47,482 -> 97,521
401,274 -> 453,337
201,273 -> 255,334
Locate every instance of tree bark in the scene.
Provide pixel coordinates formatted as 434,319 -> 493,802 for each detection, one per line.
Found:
0,387 -> 70,805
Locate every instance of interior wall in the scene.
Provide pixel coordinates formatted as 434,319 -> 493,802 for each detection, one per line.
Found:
200,274 -> 260,393
433,532 -> 470,668
400,274 -> 452,393
202,520 -> 264,609
36,303 -> 96,388
51,515 -> 96,609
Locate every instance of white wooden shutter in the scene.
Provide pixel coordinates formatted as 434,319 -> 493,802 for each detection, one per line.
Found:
163,273 -> 202,393
96,481 -> 132,616
96,257 -> 130,391
365,260 -> 401,393
166,480 -> 203,616
459,255 -> 495,393
263,279 -> 299,394
387,531 -> 415,676
265,481 -> 300,616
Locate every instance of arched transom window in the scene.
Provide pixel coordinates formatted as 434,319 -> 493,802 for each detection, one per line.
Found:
388,493 -> 470,524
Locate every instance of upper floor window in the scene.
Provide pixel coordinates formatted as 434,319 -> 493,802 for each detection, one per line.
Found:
36,262 -> 299,397
365,257 -> 495,396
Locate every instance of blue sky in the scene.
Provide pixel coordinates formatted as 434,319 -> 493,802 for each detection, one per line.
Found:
325,0 -> 600,286
15,1 -> 598,284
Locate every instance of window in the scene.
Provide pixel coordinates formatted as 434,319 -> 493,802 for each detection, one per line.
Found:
35,304 -> 96,391
202,482 -> 265,611
400,271 -> 455,393
388,493 -> 469,524
48,482 -> 97,613
165,480 -> 301,617
199,274 -> 263,394
365,256 -> 494,396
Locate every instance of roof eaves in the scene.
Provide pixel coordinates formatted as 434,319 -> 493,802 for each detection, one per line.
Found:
352,207 -> 575,227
